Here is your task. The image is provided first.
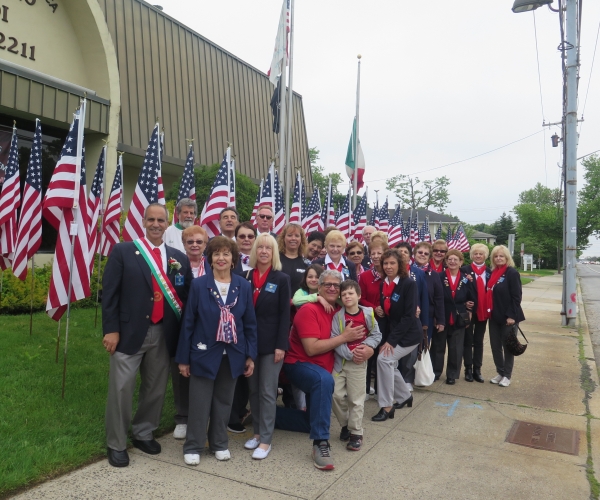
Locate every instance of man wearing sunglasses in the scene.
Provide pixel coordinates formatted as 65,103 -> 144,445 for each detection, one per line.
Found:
256,204 -> 278,238
275,270 -> 366,470
163,198 -> 197,252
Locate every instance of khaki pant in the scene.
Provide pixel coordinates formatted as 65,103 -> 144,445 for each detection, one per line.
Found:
332,360 -> 367,435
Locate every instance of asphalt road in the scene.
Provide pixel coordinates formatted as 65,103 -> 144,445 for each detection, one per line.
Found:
578,263 -> 600,361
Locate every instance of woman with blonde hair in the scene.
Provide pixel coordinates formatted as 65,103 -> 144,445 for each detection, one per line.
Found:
460,243 -> 491,383
314,230 -> 358,282
486,245 -> 525,388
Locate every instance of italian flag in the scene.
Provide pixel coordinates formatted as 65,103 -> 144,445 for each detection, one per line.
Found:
345,118 -> 365,190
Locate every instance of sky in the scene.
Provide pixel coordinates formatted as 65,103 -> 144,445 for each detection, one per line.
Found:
156,0 -> 600,256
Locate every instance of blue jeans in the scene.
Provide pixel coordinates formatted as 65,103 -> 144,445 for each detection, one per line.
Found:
275,361 -> 334,440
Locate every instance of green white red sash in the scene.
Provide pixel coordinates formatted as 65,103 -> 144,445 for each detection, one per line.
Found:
134,238 -> 183,320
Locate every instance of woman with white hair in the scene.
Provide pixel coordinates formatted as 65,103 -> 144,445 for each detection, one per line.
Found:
460,243 -> 491,383
243,234 -> 291,459
487,245 -> 525,388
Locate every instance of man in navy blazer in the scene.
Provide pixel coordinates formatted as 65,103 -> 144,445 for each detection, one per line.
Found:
102,204 -> 192,467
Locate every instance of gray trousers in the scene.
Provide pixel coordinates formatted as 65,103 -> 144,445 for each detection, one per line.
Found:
399,348 -> 418,384
105,323 -> 170,451
183,355 -> 236,455
489,321 -> 515,379
248,353 -> 283,445
377,344 -> 419,408
170,358 -> 189,425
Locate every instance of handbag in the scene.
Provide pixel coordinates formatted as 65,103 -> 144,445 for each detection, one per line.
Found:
455,310 -> 471,329
506,324 -> 528,356
413,345 -> 435,387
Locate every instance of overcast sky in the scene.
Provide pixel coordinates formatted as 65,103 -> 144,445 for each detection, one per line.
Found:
157,0 -> 600,256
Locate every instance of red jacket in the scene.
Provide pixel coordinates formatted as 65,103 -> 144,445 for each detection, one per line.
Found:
359,268 -> 383,309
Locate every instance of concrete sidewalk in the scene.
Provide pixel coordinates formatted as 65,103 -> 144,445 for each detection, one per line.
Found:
11,274 -> 599,499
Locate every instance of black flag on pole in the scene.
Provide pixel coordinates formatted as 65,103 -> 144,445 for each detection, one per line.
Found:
270,77 -> 281,134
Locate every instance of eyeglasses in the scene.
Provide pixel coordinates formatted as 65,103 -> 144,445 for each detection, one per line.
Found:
433,249 -> 447,254
258,214 -> 273,220
348,251 -> 363,256
416,251 -> 430,256
237,234 -> 255,240
186,240 -> 205,245
321,282 -> 341,290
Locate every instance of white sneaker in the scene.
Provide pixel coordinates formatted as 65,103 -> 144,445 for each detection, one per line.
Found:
215,449 -> 231,461
499,377 -> 511,387
490,374 -> 503,384
407,383 -> 413,392
364,393 -> 370,401
184,454 -> 200,465
369,386 -> 375,395
173,424 -> 187,439
244,437 -> 260,450
252,445 -> 272,460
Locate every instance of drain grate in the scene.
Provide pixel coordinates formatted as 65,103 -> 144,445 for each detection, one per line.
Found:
506,421 -> 580,455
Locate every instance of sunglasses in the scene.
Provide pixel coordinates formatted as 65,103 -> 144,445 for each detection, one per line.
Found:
433,249 -> 447,254
258,214 -> 273,220
321,282 -> 341,290
186,240 -> 205,245
416,251 -> 430,256
348,251 -> 363,256
237,234 -> 255,240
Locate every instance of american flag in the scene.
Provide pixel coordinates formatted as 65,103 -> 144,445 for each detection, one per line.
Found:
289,172 -> 303,224
369,198 -> 379,229
87,146 -> 105,271
300,176 -> 307,226
378,198 -> 389,234
321,177 -> 335,229
434,224 -> 442,241
101,155 -> 123,257
173,144 -> 196,224
388,205 -> 404,247
0,124 -> 20,270
268,0 -> 291,85
422,217 -> 432,243
229,158 -> 236,207
404,214 -> 411,241
454,224 -> 470,252
304,187 -> 323,233
199,150 -> 231,238
250,179 -> 263,227
43,106 -> 91,321
409,213 -> 420,247
446,224 -> 454,249
352,190 -> 368,243
122,123 -> 165,241
336,188 -> 352,241
13,119 -> 43,280
261,167 -> 274,210
273,169 -> 285,234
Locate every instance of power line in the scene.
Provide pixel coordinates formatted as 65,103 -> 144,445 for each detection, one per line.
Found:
533,10 -> 548,186
579,15 -> 600,137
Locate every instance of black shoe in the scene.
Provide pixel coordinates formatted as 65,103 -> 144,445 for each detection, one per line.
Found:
132,439 -> 161,455
339,425 -> 351,441
371,407 -> 395,422
347,434 -> 363,451
446,378 -> 455,385
393,395 -> 413,409
473,368 -> 485,383
434,374 -> 440,381
465,366 -> 474,382
227,422 -> 246,433
107,447 -> 129,467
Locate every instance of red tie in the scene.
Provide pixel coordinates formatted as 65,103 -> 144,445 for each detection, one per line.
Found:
151,247 -> 163,323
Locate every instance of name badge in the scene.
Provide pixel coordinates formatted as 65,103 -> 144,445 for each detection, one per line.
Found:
498,277 -> 505,283
392,293 -> 400,302
265,282 -> 278,293
342,268 -> 350,276
296,269 -> 305,273
462,277 -> 468,284
175,273 -> 184,286
196,342 -> 207,350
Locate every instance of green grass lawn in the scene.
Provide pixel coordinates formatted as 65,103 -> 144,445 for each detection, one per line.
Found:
521,277 -> 534,285
0,308 -> 176,497
520,269 -> 557,277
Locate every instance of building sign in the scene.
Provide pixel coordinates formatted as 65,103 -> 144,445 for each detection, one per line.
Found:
0,3 -> 37,61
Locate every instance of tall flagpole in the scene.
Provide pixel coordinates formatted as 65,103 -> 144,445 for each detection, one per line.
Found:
353,55 -> 361,210
278,64 -> 287,201
284,0 -> 295,222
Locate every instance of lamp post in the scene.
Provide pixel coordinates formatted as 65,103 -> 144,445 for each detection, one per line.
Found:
512,0 -> 579,326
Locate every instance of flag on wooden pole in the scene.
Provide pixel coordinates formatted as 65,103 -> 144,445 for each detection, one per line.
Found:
199,149 -> 231,238
101,155 -> 123,257
87,146 -> 105,271
352,190 -> 368,242
336,188 -> 352,241
250,179 -> 263,227
273,169 -> 286,234
0,123 -> 20,270
304,188 -> 323,233
289,172 -> 303,224
173,144 -> 196,224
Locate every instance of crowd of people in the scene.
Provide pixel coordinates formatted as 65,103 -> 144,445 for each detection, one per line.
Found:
102,198 -> 525,471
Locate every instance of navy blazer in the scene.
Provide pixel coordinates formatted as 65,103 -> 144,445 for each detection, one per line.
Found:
102,241 -> 192,356
313,256 -> 358,282
421,268 -> 445,328
489,266 -> 526,325
409,265 -> 430,329
380,277 -> 422,348
245,269 -> 291,354
461,263 -> 491,322
175,273 -> 258,380
439,270 -> 477,327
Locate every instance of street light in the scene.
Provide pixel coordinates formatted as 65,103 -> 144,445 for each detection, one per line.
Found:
511,0 -> 553,13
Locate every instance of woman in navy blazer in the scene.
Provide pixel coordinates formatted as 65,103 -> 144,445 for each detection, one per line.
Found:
434,250 -> 476,385
176,236 -> 257,466
242,234 -> 291,460
487,245 -> 525,388
413,242 -> 445,344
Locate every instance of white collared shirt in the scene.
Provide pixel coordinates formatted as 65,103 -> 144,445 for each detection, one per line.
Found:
145,237 -> 167,272
384,276 -> 400,285
324,254 -> 349,280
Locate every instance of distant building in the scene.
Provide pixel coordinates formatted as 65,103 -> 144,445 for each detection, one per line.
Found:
470,231 -> 497,246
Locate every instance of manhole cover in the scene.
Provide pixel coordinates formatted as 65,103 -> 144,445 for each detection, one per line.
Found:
506,421 -> 580,455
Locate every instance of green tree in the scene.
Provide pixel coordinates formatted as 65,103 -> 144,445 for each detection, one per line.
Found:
309,147 -> 345,207
385,175 -> 451,212
578,155 -> 600,248
489,212 -> 515,246
166,163 -> 259,222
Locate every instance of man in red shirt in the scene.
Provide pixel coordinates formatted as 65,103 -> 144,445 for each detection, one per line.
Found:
275,270 -> 366,470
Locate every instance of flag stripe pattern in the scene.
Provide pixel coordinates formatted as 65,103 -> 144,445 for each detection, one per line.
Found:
352,191 -> 368,243
122,123 -> 164,241
229,158 -> 236,208
289,172 -> 302,224
43,108 -> 91,320
250,179 -> 263,227
378,198 -> 389,234
0,125 -> 20,270
272,169 -> 285,234
199,151 -> 230,238
13,119 -> 43,280
173,144 -> 196,224
87,147 -> 105,271
336,189 -> 352,241
454,224 -> 470,252
388,205 -> 403,247
304,187 -> 323,233
101,156 -> 123,257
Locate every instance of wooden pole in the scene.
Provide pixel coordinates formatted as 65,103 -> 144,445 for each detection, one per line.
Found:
29,255 -> 35,335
